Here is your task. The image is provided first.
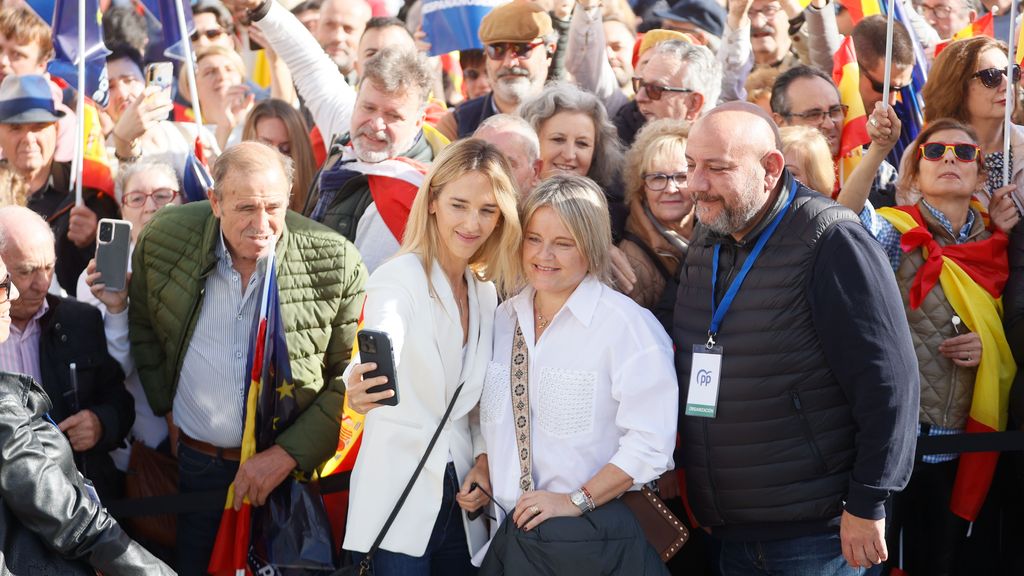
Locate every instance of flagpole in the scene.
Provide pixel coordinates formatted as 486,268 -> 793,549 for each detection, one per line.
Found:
74,0 -> 86,207
881,0 -> 896,109
1004,0 -> 1017,187
174,0 -> 204,126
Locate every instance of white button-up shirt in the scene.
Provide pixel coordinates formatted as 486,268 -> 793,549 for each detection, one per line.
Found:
479,275 -> 678,527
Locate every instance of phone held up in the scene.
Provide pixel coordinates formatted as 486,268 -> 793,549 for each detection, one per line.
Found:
357,329 -> 399,407
145,62 -> 174,102
95,219 -> 133,292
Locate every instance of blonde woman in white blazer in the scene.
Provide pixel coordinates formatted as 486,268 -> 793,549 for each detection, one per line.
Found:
344,139 -> 522,575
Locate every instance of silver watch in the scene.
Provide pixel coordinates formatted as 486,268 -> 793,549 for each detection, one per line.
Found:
570,489 -> 590,513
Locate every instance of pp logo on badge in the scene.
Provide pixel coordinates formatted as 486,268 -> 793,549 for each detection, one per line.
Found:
696,369 -> 713,386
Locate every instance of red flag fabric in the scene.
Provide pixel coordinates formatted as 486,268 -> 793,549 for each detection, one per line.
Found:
839,0 -> 881,25
361,157 -> 430,243
935,13 -> 994,56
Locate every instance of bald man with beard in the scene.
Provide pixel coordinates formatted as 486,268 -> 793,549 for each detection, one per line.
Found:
673,102 -> 919,574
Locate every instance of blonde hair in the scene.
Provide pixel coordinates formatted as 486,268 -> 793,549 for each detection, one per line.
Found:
0,162 -> 28,207
624,118 -> 690,205
519,175 -> 612,287
178,45 -> 248,110
400,138 -> 522,297
780,125 -> 835,195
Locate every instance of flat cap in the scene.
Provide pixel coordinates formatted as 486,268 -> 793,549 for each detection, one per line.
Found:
479,2 -> 553,44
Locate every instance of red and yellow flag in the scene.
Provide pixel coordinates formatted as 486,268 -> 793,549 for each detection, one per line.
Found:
935,13 -> 994,57
839,0 -> 881,25
879,206 -> 1016,522
80,101 -> 114,196
831,36 -> 871,187
1016,16 -> 1024,64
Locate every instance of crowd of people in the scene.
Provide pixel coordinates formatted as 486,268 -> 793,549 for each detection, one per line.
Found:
0,0 -> 1022,573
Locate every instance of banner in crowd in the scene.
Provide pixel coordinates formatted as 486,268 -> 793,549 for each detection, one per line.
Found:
39,0 -> 111,107
421,0 -> 507,56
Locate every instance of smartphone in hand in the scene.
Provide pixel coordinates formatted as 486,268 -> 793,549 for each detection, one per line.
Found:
95,219 -> 132,291
145,62 -> 174,102
357,329 -> 399,407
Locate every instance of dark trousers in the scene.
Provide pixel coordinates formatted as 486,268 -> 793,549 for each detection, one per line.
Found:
888,458 -> 968,576
176,442 -> 240,576
351,462 -> 476,576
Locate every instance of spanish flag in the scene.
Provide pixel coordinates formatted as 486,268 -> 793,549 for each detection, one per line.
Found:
79,100 -> 114,197
832,36 -> 871,186
878,205 -> 1016,522
1016,15 -> 1024,64
935,13 -> 994,56
839,0 -> 881,25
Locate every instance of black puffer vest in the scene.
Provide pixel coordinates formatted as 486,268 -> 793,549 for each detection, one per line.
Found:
674,177 -> 860,529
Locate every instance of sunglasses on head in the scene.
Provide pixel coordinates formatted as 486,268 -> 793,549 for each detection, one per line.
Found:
631,77 -> 694,101
191,28 -> 228,42
484,41 -> 545,61
972,65 -> 1021,89
918,142 -> 981,162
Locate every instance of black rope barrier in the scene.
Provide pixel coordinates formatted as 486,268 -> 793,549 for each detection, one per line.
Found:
103,431 -> 1024,520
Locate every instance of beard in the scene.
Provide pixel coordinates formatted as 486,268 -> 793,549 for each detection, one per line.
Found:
492,67 -> 535,104
695,177 -> 765,236
352,126 -> 396,163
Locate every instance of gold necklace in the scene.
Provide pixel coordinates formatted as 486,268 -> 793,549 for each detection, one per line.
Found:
536,311 -> 549,329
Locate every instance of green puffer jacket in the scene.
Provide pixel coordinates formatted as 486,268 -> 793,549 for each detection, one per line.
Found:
128,202 -> 367,472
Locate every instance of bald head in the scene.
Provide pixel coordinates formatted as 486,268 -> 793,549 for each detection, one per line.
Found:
697,101 -> 783,152
0,205 -> 53,255
212,141 -> 294,200
475,114 -> 542,196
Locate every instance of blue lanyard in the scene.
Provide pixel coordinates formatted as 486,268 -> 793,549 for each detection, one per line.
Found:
708,180 -> 798,348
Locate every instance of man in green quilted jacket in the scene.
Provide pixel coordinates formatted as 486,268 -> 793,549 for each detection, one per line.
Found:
128,142 -> 367,575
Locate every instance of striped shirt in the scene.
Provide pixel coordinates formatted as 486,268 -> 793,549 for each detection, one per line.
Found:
173,233 -> 267,448
0,299 -> 48,382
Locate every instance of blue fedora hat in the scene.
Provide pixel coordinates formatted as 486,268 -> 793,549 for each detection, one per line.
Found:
0,75 -> 65,124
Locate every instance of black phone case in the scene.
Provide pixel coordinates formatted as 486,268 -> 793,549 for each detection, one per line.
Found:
358,329 -> 399,407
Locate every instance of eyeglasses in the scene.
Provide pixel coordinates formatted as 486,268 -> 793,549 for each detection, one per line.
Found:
191,28 -> 228,42
643,172 -> 688,191
0,273 -> 10,303
632,77 -> 694,100
971,65 -> 1021,89
860,65 -> 907,94
918,142 -> 981,162
783,104 -> 848,125
918,3 -> 954,18
748,3 -> 782,18
484,41 -> 545,61
122,188 -> 179,208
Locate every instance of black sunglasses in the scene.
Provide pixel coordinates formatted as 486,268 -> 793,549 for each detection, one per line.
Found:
918,142 -> 981,162
0,273 -> 11,303
484,41 -> 544,61
972,65 -> 1021,89
860,65 -> 906,94
191,28 -> 228,42
632,77 -> 694,101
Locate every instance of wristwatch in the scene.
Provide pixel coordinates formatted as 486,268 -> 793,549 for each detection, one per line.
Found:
570,489 -> 591,514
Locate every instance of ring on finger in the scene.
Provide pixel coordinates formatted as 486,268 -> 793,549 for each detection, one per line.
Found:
530,505 -> 540,515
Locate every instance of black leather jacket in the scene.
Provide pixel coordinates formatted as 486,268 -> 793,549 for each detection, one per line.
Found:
0,372 -> 172,575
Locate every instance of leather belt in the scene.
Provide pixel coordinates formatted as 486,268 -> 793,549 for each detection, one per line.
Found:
179,432 -> 242,462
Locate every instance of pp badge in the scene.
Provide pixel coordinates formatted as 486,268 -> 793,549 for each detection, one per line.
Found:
685,344 -> 723,417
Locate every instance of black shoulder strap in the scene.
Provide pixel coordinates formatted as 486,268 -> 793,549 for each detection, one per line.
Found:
351,382 -> 466,573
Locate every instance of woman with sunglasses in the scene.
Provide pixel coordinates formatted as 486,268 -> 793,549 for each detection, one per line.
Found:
617,119 -> 692,333
922,36 -> 1024,209
844,116 -> 1019,575
77,160 -> 181,472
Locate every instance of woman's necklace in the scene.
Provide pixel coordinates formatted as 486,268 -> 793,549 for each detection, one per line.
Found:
536,310 -> 550,329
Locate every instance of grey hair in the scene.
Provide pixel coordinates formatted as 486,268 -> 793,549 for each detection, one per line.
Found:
212,141 -> 295,199
649,40 -> 722,112
518,82 -> 624,190
476,113 -> 541,163
117,159 -> 179,204
0,205 -> 54,255
359,46 -> 433,109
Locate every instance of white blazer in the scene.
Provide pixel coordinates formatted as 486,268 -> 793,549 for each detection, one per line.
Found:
343,253 -> 495,558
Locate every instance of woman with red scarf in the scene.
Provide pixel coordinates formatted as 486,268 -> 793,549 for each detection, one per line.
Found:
841,108 -> 1019,575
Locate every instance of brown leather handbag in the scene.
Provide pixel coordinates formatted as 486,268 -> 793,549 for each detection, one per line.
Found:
622,486 -> 689,562
122,441 -> 178,549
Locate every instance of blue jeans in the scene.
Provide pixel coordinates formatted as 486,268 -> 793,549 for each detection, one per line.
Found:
351,462 -> 476,576
713,532 -> 866,576
176,443 -> 240,576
